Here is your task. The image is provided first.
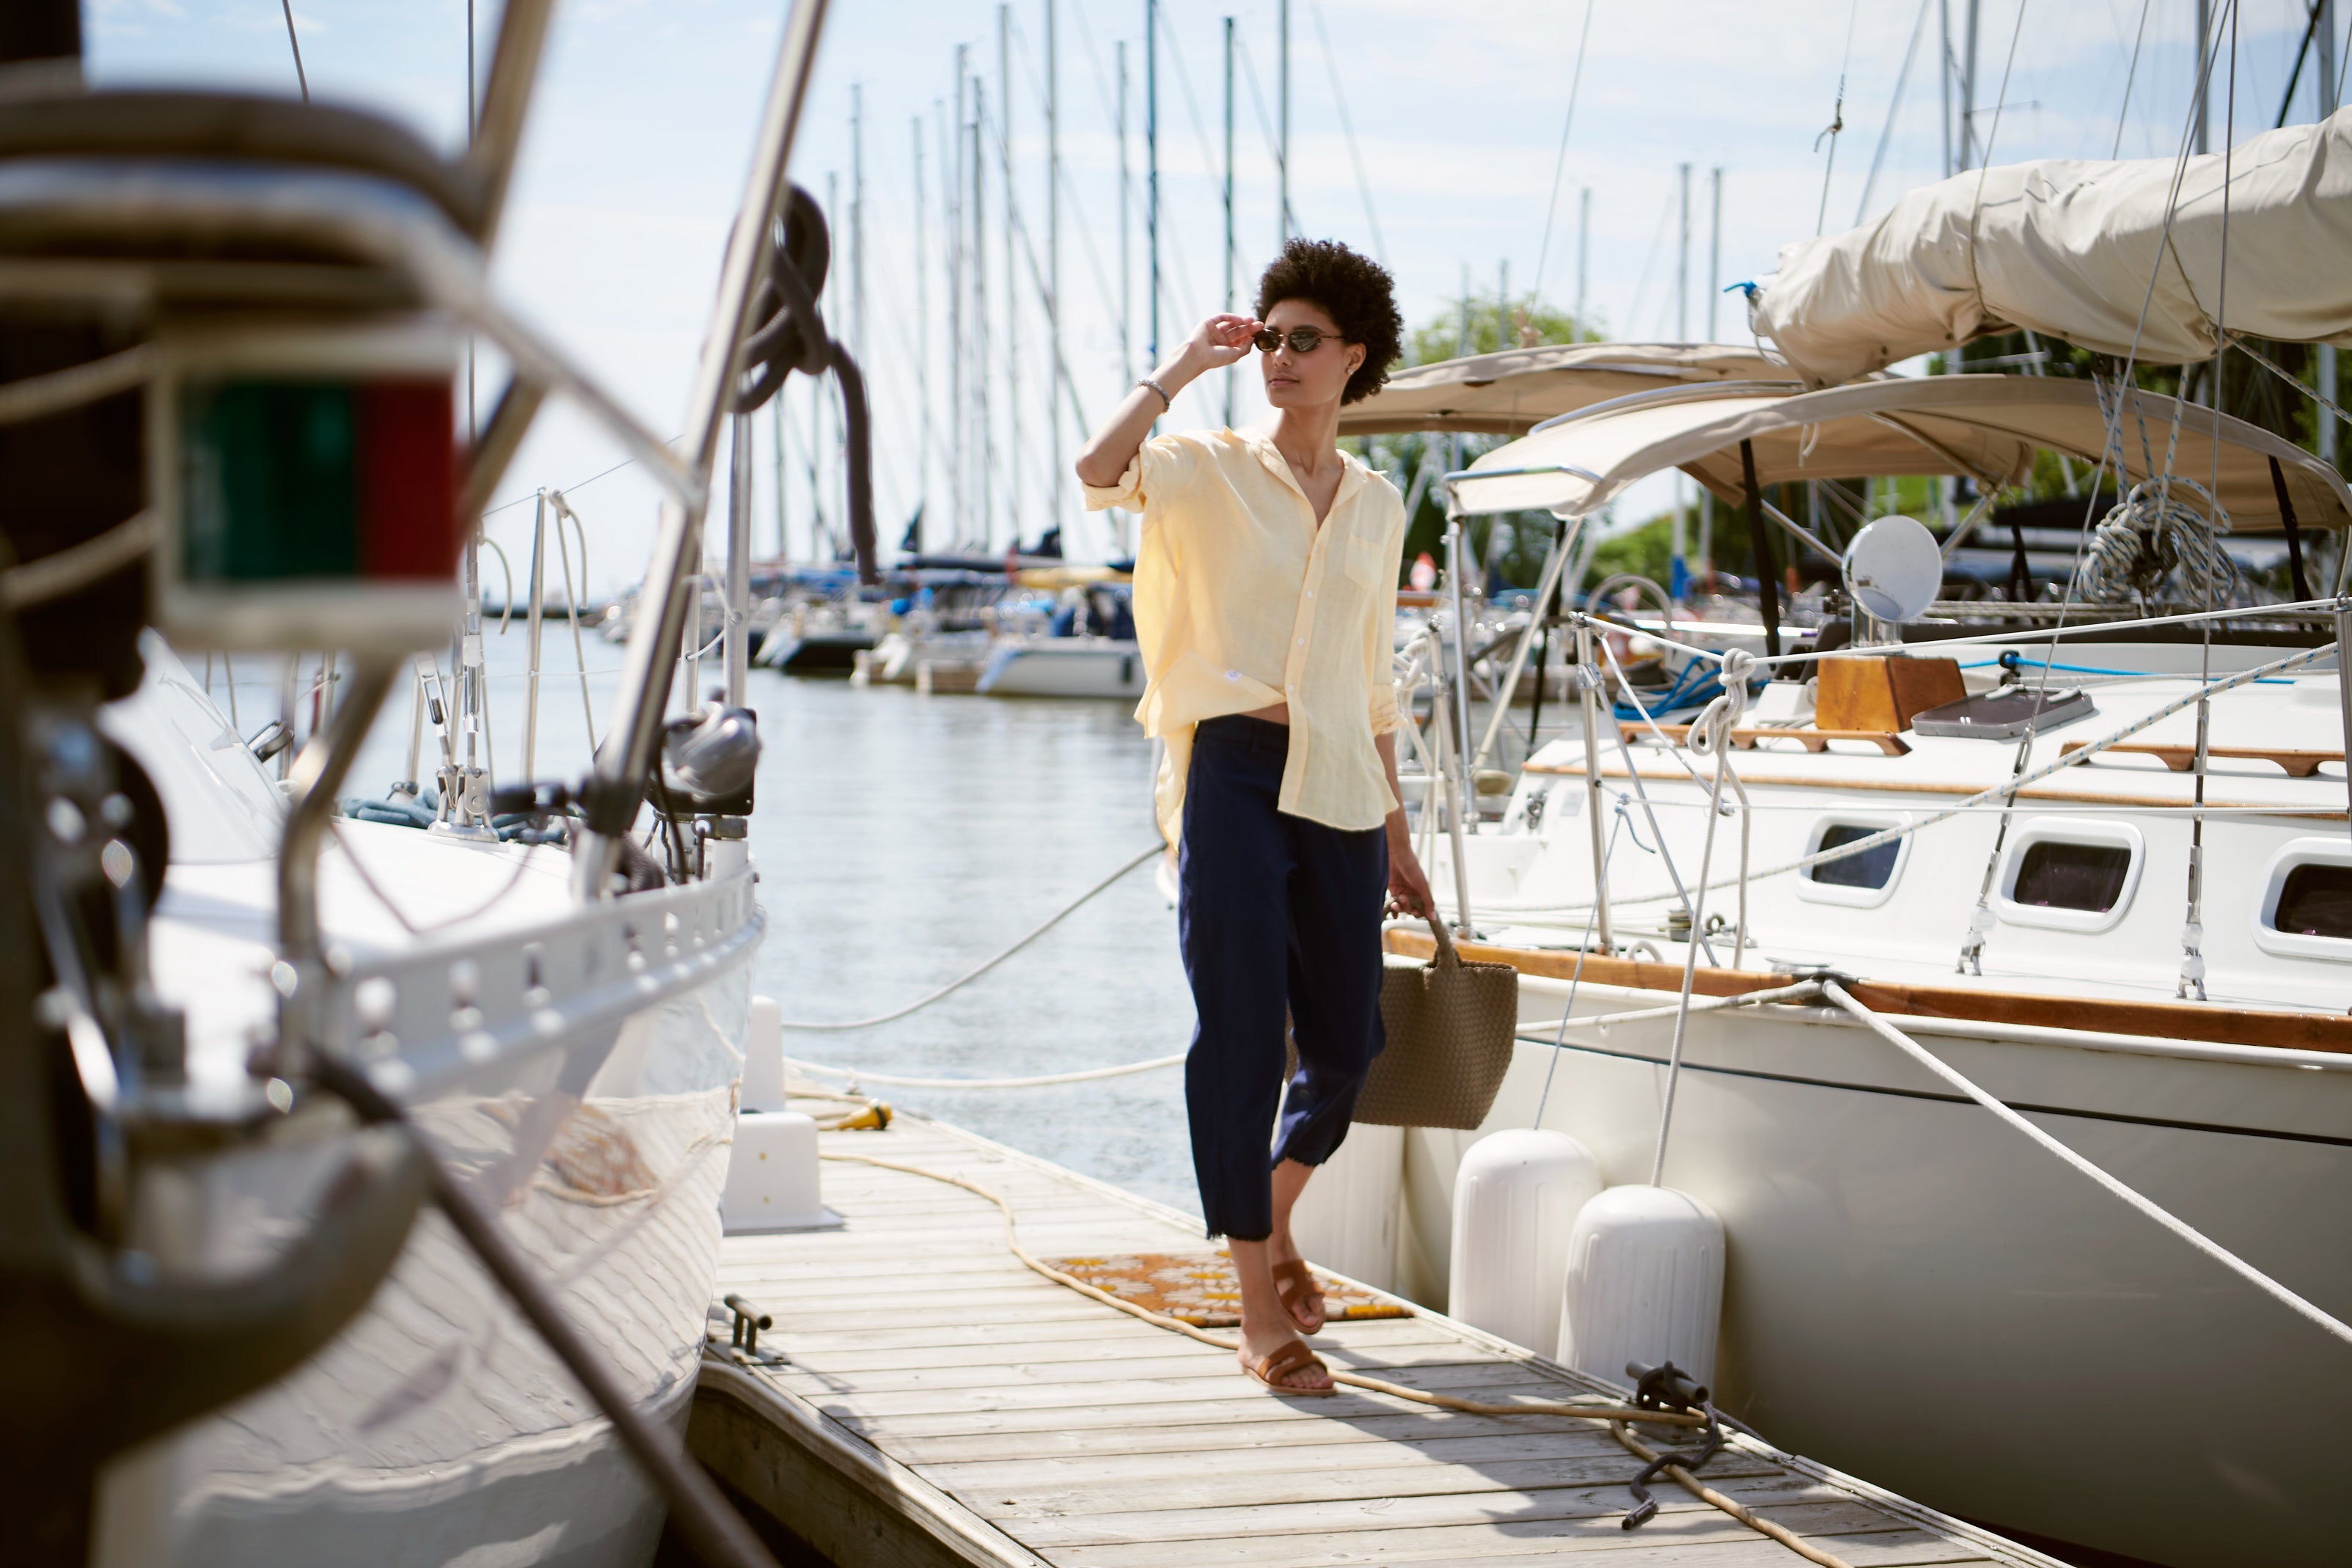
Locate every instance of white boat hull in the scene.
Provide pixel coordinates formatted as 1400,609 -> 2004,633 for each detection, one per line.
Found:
1387,971 -> 2351,1568
977,640 -> 1144,699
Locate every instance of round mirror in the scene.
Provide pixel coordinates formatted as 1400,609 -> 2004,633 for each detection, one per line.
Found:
1842,515 -> 1942,623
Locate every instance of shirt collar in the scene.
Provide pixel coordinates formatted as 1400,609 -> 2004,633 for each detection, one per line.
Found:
1239,425 -> 1368,513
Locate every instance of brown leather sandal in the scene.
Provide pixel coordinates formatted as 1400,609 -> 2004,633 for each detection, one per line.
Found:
1245,1338 -> 1336,1396
1271,1258 -> 1327,1335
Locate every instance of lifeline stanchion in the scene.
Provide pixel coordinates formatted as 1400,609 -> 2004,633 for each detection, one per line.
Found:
1818,981 -> 2352,1351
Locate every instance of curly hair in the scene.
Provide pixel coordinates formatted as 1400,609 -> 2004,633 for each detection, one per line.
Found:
1254,238 -> 1402,406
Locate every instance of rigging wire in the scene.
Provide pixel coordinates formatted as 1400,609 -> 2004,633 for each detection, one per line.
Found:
1812,0 -> 1862,235
1531,0 -> 1598,317
2112,0 -> 2153,158
1307,0 -> 1387,265
279,0 -> 309,101
1233,33 -> 1297,239
1854,0 -> 1935,227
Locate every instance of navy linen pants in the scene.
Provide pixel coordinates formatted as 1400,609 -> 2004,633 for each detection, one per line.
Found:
1178,715 -> 1388,1241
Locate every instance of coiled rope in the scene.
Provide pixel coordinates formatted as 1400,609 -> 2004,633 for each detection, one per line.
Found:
770,843 -> 1161,1031
2073,477 -> 2239,607
816,1148 -> 1853,1566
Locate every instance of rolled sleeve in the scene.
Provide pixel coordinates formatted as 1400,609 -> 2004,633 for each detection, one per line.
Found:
1082,432 -> 1194,514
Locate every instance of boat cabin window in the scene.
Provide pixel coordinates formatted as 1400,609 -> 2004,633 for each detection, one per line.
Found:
2011,840 -> 2132,912
1811,825 -> 1899,889
2254,839 -> 2352,961
1995,820 -> 2142,934
1795,814 -> 1910,908
2273,863 -> 2352,939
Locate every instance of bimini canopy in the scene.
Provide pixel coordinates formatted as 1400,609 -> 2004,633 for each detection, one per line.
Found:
1335,342 -> 1792,436
1448,373 -> 2352,532
1752,109 -> 2352,385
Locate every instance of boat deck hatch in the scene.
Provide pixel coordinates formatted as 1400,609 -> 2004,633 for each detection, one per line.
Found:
1911,686 -> 2096,739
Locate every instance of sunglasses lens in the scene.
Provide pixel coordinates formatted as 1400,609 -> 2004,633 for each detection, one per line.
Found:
1253,330 -> 1281,353
1290,329 -> 1323,352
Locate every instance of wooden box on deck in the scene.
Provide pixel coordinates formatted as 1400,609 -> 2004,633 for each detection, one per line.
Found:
1815,653 -> 1966,733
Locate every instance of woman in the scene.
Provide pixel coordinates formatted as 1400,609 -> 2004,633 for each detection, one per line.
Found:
1075,239 -> 1436,1395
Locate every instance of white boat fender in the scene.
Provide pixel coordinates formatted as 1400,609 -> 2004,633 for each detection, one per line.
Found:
741,994 -> 785,1113
1446,1129 -> 1603,1355
722,1110 -> 839,1232
1557,1183 -> 1724,1391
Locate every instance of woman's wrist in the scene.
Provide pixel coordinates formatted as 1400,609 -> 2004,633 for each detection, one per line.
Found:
1154,345 -> 1212,392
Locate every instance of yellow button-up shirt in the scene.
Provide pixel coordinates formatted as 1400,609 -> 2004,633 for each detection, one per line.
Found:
1083,425 -> 1407,845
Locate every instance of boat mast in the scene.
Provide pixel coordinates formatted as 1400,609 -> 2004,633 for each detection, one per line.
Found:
1960,0 -> 1981,170
851,84 -> 865,368
2323,4 -> 2339,476
1575,186 -> 1589,337
950,53 -> 967,549
972,83 -> 992,550
1701,165 -> 1721,576
1223,13 -> 1236,427
2193,0 -> 2211,155
1278,0 -> 1291,243
1118,42 -> 1132,388
1047,0 -> 1063,552
1146,0 -> 1159,380
1672,161 -> 1690,605
1000,7 -> 1020,548
914,115 -> 930,554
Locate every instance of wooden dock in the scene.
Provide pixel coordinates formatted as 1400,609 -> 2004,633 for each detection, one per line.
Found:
689,1115 -> 2057,1568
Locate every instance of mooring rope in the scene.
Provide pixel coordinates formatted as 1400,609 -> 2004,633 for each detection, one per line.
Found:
769,843 -> 1162,1031
816,1148 -> 1859,1567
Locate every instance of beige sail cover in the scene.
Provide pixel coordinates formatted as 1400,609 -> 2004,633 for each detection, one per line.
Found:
1753,109 -> 2352,386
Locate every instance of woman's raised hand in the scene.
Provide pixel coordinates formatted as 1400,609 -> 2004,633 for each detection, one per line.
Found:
1185,313 -> 1260,372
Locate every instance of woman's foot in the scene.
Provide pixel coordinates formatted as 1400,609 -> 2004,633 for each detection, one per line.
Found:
1270,1256 -> 1326,1335
1236,1328 -> 1336,1393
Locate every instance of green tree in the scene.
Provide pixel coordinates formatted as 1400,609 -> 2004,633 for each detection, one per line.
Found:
1352,290 -> 1600,588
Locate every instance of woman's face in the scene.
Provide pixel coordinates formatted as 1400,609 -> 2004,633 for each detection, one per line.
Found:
1257,298 -> 1364,411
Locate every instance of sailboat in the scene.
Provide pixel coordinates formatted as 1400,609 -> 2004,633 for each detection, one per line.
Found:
1311,111 -> 2352,1568
0,1 -> 860,1561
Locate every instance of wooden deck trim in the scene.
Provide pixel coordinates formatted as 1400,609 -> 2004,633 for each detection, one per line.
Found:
1523,758 -> 2348,817
1625,722 -> 1911,757
2060,739 -> 2345,778
1383,929 -> 2352,1055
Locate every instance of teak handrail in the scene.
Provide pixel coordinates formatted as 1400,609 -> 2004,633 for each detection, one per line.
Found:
1622,722 -> 1910,758
2059,740 -> 2344,779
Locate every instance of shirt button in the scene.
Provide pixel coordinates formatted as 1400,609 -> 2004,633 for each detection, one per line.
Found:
1306,590 -> 1315,598
1295,637 -> 1305,646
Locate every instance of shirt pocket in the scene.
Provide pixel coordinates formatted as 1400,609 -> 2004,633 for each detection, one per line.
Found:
1340,532 -> 1385,587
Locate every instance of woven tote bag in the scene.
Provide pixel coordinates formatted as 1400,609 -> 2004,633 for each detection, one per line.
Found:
1286,920 -> 1522,1130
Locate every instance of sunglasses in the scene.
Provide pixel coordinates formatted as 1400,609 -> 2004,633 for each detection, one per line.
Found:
1253,326 -> 1345,355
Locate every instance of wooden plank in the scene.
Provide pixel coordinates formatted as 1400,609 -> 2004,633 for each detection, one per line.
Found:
765,1327 -> 1468,1378
1050,1524 -> 1992,1568
765,1356 -> 1588,1405
1006,1474 -> 1864,1548
821,1380 -> 1616,1443
2061,739 -> 2342,777
951,1449 -> 1787,1521
884,1409 -> 1651,1466
916,1427 -> 1680,1489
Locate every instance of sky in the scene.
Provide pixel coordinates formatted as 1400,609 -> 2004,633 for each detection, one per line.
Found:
87,0 -> 2349,588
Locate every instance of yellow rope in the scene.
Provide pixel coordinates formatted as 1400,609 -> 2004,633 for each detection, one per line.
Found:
1609,1421 -> 1853,1568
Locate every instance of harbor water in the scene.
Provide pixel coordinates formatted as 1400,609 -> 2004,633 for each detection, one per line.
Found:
281,625 -> 1204,1217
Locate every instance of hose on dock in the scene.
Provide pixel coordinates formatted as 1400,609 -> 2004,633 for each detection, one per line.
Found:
818,1148 -> 1856,1567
